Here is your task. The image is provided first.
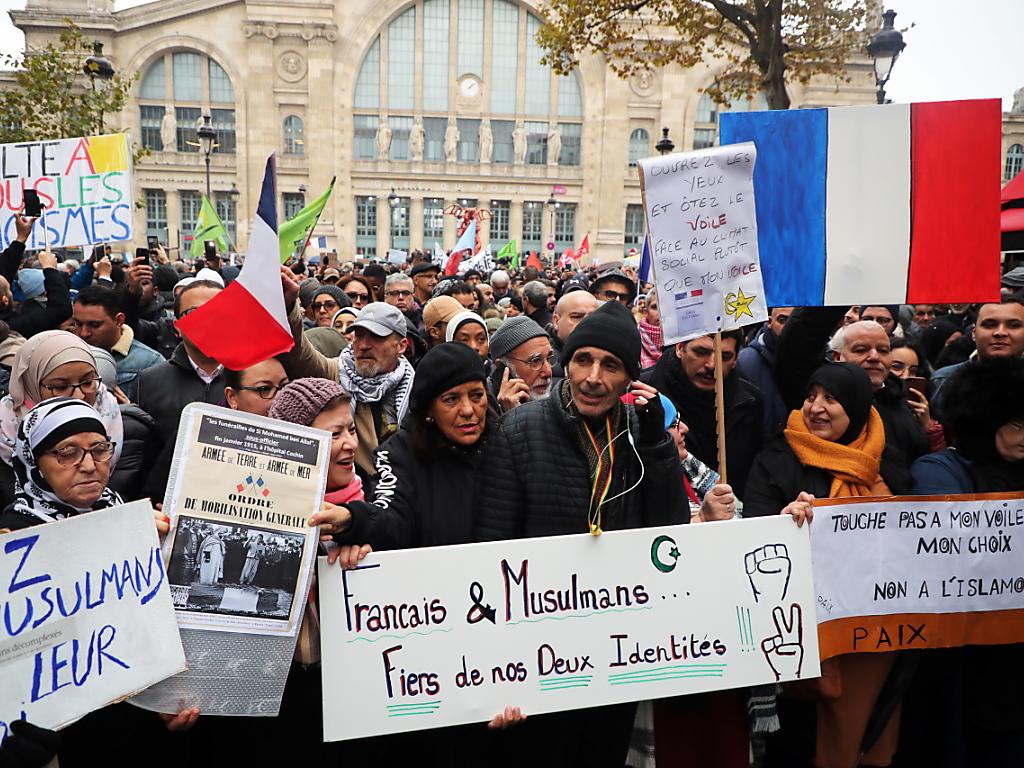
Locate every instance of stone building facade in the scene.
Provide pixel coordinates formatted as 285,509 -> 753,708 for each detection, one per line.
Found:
14,0 -> 1007,262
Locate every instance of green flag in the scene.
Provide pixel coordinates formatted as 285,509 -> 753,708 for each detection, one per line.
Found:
279,178 -> 335,263
498,240 -> 518,268
190,196 -> 230,257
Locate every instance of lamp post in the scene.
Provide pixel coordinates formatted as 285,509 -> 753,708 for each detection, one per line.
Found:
197,114 -> 217,198
298,184 -> 307,202
387,187 -> 399,252
655,127 -> 675,156
82,41 -> 115,134
867,9 -> 906,105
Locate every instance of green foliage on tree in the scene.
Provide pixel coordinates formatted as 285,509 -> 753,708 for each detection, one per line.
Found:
536,0 -> 873,110
0,21 -> 139,148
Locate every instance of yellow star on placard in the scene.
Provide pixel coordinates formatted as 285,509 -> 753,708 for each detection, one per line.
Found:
725,288 -> 756,320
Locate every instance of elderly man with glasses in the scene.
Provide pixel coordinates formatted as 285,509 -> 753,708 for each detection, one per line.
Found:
488,316 -> 555,411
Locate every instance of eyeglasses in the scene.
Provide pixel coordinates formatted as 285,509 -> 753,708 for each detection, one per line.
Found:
600,289 -> 632,304
312,300 -> 339,312
345,291 -> 369,303
40,377 -> 101,397
508,351 -> 557,372
46,440 -> 116,467
889,360 -> 919,376
238,382 -> 289,400
386,289 -> 413,298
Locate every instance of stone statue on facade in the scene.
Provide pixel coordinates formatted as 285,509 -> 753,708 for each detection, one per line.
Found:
547,124 -> 562,166
1013,86 -> 1024,115
444,121 -> 460,162
512,121 -> 527,165
409,117 -> 425,161
479,118 -> 493,164
376,119 -> 392,159
160,106 -> 177,151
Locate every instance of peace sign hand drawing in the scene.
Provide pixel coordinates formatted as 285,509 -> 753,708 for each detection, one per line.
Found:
761,603 -> 804,681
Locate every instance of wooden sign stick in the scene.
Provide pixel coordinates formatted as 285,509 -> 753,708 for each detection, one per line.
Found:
713,331 -> 728,485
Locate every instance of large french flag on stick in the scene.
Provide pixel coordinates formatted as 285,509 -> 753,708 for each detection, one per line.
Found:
720,99 -> 1001,306
175,155 -> 294,370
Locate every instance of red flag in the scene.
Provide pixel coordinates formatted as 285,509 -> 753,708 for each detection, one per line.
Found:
526,251 -> 543,271
443,249 -> 463,276
576,234 -> 590,261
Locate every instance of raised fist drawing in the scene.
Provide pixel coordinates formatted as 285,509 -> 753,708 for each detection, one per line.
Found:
745,542 -> 791,603
761,604 -> 804,681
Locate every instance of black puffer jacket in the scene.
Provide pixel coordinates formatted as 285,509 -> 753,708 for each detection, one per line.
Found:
642,351 -> 764,500
135,343 -> 226,441
109,404 -> 159,501
338,421 -> 491,550
474,385 -> 686,541
743,434 -> 913,518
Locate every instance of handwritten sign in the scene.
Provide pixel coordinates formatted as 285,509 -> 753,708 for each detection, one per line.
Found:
319,516 -> 818,741
637,143 -> 767,344
811,494 -> 1024,661
0,134 -> 134,250
0,501 -> 185,740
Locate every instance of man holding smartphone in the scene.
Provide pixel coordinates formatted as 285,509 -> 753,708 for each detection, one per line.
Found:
0,213 -> 72,339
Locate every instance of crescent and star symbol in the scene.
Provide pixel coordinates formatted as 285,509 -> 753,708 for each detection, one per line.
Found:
724,288 -> 756,320
651,535 -> 681,573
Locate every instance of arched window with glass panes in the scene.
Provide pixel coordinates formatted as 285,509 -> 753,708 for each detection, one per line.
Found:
1006,144 -> 1024,181
137,52 -> 236,155
628,128 -> 650,167
692,89 -> 767,149
352,0 -> 583,166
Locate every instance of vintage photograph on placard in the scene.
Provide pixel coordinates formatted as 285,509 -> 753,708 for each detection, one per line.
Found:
168,516 -> 305,622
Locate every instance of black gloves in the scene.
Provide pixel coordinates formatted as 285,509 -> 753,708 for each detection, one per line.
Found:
635,393 -> 666,447
0,721 -> 60,768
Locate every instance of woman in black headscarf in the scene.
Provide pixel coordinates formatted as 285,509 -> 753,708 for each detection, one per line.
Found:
902,360 -> 1024,768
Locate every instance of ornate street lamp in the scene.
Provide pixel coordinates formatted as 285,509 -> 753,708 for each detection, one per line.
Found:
82,41 -> 114,133
197,115 -> 218,198
867,9 -> 907,105
655,127 -> 675,156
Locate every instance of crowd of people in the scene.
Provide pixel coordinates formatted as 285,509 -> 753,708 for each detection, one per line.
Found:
0,205 -> 1022,768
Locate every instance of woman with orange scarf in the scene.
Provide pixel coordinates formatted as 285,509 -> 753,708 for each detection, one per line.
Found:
744,363 -> 912,768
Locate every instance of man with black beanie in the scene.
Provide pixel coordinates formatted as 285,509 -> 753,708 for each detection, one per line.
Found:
475,300 -> 686,767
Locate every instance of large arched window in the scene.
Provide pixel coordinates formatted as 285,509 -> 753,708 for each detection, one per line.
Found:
283,116 -> 304,155
628,128 -> 650,167
1006,144 -> 1024,181
352,0 -> 583,166
692,88 -> 766,150
137,51 -> 236,155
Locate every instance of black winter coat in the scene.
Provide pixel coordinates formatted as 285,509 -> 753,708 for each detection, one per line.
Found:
642,351 -> 764,500
135,343 -> 226,441
338,422 -> 490,550
474,388 -> 686,541
0,268 -> 72,339
743,435 -> 913,518
109,404 -> 159,501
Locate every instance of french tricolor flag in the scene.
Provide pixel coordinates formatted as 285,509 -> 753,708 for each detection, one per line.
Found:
721,99 -> 1001,306
176,155 -> 294,369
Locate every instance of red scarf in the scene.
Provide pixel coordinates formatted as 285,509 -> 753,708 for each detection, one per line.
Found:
639,319 -> 664,369
324,476 -> 364,504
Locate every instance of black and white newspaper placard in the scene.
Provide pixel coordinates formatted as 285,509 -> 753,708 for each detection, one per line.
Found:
131,404 -> 329,716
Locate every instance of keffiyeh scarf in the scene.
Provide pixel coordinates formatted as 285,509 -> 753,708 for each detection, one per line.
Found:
336,346 -> 415,427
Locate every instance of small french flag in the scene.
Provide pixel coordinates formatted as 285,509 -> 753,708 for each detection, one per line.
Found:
176,155 -> 294,370
721,99 -> 1001,306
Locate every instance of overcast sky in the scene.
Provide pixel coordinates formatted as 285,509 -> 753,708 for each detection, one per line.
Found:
1,0 -> 1020,109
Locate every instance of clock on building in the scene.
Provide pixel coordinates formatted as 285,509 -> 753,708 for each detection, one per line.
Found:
459,77 -> 481,99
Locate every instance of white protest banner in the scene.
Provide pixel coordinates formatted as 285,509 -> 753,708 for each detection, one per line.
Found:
387,249 -> 408,265
0,501 -> 185,738
319,516 -> 818,740
637,143 -> 767,344
810,493 -> 1024,661
131,403 -> 328,717
0,134 -> 134,250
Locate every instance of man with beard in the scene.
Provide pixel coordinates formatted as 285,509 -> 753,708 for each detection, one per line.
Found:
643,329 -> 763,500
476,300 -> 685,766
737,306 -> 792,437
279,297 -> 415,478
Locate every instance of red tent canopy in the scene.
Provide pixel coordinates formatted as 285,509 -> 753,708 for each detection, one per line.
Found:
1002,171 -> 1024,251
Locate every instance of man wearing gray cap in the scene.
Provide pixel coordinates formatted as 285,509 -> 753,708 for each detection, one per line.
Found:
488,315 -> 554,411
279,300 -> 415,477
